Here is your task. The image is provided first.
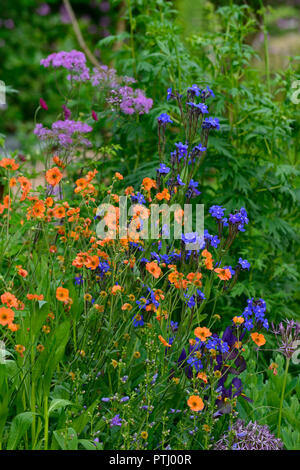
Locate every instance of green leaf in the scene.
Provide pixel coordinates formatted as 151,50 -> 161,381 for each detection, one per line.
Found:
7,412 -> 35,450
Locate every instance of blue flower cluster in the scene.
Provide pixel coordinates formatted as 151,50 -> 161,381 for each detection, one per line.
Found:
242,298 -> 268,330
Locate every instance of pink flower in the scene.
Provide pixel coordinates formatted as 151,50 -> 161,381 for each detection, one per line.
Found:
39,98 -> 48,110
92,110 -> 98,121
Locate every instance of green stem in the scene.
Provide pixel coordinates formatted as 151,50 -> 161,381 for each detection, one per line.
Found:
44,396 -> 49,450
277,357 -> 290,438
127,0 -> 137,78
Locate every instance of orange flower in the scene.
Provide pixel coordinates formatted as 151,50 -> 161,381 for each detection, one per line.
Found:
8,322 -> 20,332
15,344 -> 25,357
197,372 -> 208,384
187,395 -> 204,412
16,265 -> 28,278
27,294 -> 44,301
194,326 -> 212,342
75,178 -> 88,193
233,316 -> 244,325
0,158 -> 19,171
85,255 -> 99,270
56,287 -> 69,302
9,177 -> 17,187
46,167 -> 63,186
156,188 -> 170,201
1,292 -> 18,308
214,268 -> 232,281
115,172 -> 123,180
111,285 -> 122,295
142,177 -> 156,191
53,206 -> 66,219
0,307 -> 14,326
53,155 -> 66,169
251,332 -> 266,347
31,200 -> 46,218
146,261 -> 162,279
158,335 -> 171,347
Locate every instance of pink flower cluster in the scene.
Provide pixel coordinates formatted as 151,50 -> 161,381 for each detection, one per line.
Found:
40,50 -> 90,82
34,120 -> 93,147
108,86 -> 153,115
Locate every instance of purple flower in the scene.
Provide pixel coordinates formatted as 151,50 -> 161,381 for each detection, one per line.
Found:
62,104 -> 71,119
40,50 -> 90,82
34,120 -> 93,149
36,3 -> 51,16
215,420 -> 283,450
110,414 -> 122,427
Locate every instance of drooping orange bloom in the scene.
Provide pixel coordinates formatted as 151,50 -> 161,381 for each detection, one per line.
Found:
214,267 -> 232,281
46,167 -> 63,186
158,335 -> 171,347
27,294 -> 44,301
0,306 -> 14,326
56,287 -> 69,302
251,332 -> 266,347
187,395 -> 204,412
53,155 -> 66,169
194,326 -> 212,342
124,186 -> 134,196
16,265 -> 28,278
0,158 -> 19,171
18,176 -> 32,200
1,292 -> 18,308
146,261 -> 162,279
197,372 -> 208,384
202,249 -> 213,270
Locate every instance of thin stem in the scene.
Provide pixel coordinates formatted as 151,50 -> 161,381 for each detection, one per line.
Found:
277,357 -> 290,438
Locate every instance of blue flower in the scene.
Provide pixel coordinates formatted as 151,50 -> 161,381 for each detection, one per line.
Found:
74,275 -> 83,285
209,205 -> 226,220
238,258 -> 251,270
132,313 -> 144,327
131,192 -> 146,204
187,84 -> 201,96
157,163 -> 170,174
182,232 -> 198,244
167,87 -> 173,100
177,174 -> 185,186
187,102 -> 209,114
202,117 -> 220,130
193,143 -> 207,153
158,113 -> 173,124
175,142 -> 188,159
